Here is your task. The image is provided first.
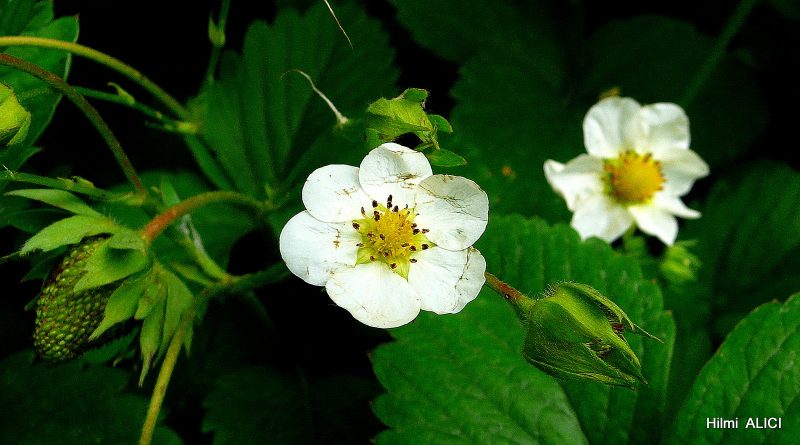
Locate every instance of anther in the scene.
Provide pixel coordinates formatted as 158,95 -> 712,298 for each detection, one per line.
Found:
401,243 -> 409,247
352,222 -> 360,229
411,223 -> 417,228
410,246 -> 417,251
379,234 -> 386,240
372,200 -> 378,208
421,228 -> 429,234
361,207 -> 366,215
421,244 -> 429,250
383,252 -> 390,257
374,214 -> 381,221
413,229 -> 420,235
356,243 -> 364,247
387,194 -> 393,203
393,205 -> 399,212
390,263 -> 397,269
370,256 -> 376,261
410,259 -> 417,263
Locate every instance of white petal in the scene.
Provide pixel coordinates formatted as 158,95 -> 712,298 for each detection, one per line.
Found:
326,262 -> 421,328
632,103 -> 690,156
654,193 -> 701,219
629,205 -> 679,245
659,149 -> 710,196
279,212 -> 360,286
413,175 -> 489,251
544,155 -> 605,210
571,195 -> 634,243
408,247 -> 486,314
302,165 -> 372,222
358,142 -> 432,207
583,97 -> 641,158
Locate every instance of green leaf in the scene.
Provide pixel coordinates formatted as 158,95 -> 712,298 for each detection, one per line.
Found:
0,0 -> 79,144
73,238 -> 150,292
0,351 -> 181,444
107,229 -> 147,252
582,16 -> 766,167
667,294 -> 800,444
90,274 -> 149,340
388,0 -> 571,86
373,216 -> 674,444
425,148 -> 467,167
21,214 -> 118,253
199,1 -> 397,197
203,366 -> 381,445
6,188 -> 102,216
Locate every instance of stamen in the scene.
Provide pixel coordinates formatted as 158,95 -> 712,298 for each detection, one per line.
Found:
421,244 -> 429,250
413,229 -> 420,235
372,200 -> 378,208
361,207 -> 366,215
352,222 -> 360,229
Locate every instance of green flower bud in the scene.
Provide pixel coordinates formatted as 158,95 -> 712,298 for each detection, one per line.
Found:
0,83 -> 32,146
513,282 -> 659,389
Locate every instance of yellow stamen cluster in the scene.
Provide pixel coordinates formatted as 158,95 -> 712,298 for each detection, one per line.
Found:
352,195 -> 432,279
603,151 -> 664,204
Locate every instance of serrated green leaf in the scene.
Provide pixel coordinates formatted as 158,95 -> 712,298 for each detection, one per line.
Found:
6,188 -> 102,216
73,238 -> 150,292
0,1 -> 79,144
372,216 -> 674,444
139,295 -> 165,385
203,366 -> 381,445
199,1 -> 397,197
667,294 -> 800,444
21,214 -> 118,253
90,274 -> 149,340
0,351 -> 181,444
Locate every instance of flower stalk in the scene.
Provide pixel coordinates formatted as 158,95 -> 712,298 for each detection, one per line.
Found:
0,53 -> 148,197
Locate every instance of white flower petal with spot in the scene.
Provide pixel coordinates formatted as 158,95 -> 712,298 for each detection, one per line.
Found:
326,262 -> 421,328
302,165 -> 373,223
408,247 -> 486,314
358,142 -> 432,207
279,211 -> 360,286
414,175 -> 489,251
546,96 -> 709,245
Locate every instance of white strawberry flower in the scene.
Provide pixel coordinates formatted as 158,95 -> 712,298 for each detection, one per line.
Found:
280,143 -> 489,328
544,96 -> 709,245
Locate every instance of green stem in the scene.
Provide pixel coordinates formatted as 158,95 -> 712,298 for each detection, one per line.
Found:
484,272 -> 526,305
74,86 -> 190,131
680,0 -> 763,107
140,191 -> 267,243
0,170 -> 127,201
203,0 -> 232,84
0,36 -> 188,119
0,53 -> 148,197
137,264 -> 288,445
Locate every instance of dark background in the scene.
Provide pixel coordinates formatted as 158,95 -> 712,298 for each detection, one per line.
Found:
2,0 -> 798,442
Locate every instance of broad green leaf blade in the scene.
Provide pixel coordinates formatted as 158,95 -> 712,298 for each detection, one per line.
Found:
73,238 -> 150,292
6,188 -> 102,216
371,216 -> 674,444
200,1 -> 398,198
0,0 -> 79,144
21,214 -> 117,253
667,294 -> 800,445
0,351 -> 181,445
582,16 -> 766,167
203,366 -> 381,445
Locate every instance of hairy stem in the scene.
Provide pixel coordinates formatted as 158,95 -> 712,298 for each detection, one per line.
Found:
0,36 -> 188,119
0,54 -> 147,197
0,170 -> 126,201
204,0 -> 232,84
484,272 -> 526,304
680,0 -> 763,107
140,191 -> 267,243
74,86 -> 192,132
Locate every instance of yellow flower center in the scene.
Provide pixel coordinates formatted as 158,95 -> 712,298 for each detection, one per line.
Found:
352,195 -> 432,279
603,151 -> 664,204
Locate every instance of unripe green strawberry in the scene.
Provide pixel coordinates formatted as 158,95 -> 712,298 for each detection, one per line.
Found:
33,236 -> 117,362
